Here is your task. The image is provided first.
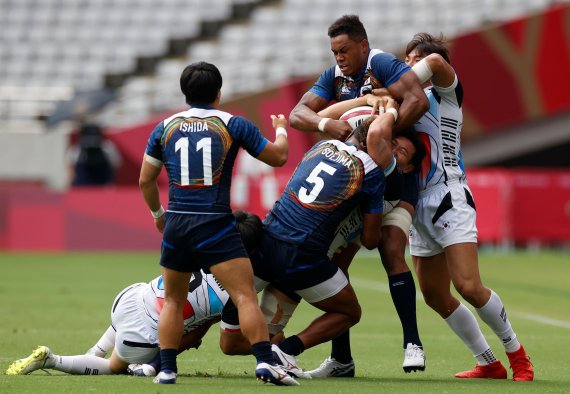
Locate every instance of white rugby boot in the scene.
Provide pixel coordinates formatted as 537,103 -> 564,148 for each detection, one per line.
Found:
306,356 -> 355,378
402,343 -> 426,373
255,362 -> 300,386
271,344 -> 311,379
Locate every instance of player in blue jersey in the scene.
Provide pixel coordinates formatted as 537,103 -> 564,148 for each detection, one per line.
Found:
289,14 -> 429,372
233,101 -> 404,378
218,118 -> 426,379
139,61 -> 297,386
405,33 -> 533,381
289,14 -> 428,141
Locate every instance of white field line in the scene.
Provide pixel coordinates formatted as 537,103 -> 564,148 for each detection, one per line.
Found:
350,277 -> 570,330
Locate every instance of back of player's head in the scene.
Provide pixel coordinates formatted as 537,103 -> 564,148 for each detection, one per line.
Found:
351,117 -> 374,150
398,128 -> 426,172
233,210 -> 263,255
406,32 -> 450,64
328,15 -> 368,41
180,61 -> 222,106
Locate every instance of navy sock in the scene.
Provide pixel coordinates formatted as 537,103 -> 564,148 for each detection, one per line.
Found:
331,330 -> 352,363
278,335 -> 305,356
147,352 -> 162,373
159,348 -> 178,373
389,271 -> 422,348
251,341 -> 274,364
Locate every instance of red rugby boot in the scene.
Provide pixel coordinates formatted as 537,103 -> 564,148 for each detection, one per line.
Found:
454,360 -> 507,379
506,344 -> 534,381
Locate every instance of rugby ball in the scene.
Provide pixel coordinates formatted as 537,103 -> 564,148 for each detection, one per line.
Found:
339,106 -> 378,130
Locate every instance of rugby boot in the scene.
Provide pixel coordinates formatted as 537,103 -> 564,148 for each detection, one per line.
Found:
454,360 -> 507,379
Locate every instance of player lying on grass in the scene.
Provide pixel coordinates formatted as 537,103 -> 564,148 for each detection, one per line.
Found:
5,212 -> 289,378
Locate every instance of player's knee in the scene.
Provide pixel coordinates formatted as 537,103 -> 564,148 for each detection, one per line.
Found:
454,281 -> 485,305
379,246 -> 408,275
346,302 -> 362,326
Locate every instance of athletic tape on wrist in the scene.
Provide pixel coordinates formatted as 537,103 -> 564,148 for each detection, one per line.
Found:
275,127 -> 288,138
318,117 -> 330,133
151,206 -> 165,219
386,107 -> 398,123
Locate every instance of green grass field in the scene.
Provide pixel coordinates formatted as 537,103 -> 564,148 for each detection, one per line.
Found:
1,250 -> 569,393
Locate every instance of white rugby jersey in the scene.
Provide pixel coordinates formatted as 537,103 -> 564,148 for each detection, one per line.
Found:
140,270 -> 229,338
414,74 -> 466,191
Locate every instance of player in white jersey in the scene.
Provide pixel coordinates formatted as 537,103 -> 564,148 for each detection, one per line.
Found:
6,270 -> 228,377
405,33 -> 533,381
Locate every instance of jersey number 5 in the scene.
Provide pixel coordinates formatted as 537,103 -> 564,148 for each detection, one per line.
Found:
175,137 -> 212,186
299,162 -> 337,204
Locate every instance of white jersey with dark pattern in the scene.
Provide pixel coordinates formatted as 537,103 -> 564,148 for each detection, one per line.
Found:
414,74 -> 466,191
139,270 -> 229,341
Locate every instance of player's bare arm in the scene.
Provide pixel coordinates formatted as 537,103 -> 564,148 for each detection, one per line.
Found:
386,70 -> 429,132
413,53 -> 456,88
139,155 -> 164,233
366,98 -> 399,170
318,94 -> 386,119
290,91 -> 353,140
256,114 -> 289,167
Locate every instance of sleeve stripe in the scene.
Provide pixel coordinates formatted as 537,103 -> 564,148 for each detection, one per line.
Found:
145,154 -> 163,168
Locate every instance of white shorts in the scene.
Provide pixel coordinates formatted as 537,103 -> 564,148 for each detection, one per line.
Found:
254,268 -> 348,305
410,180 -> 478,257
295,268 -> 348,304
111,283 -> 159,364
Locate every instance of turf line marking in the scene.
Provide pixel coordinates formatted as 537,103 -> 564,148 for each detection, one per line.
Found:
510,312 -> 570,329
351,277 -> 570,329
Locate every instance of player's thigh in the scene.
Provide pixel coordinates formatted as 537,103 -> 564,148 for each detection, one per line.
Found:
310,283 -> 360,320
209,257 -> 256,301
444,242 -> 487,299
412,253 -> 451,300
161,267 -> 193,302
108,350 -> 130,374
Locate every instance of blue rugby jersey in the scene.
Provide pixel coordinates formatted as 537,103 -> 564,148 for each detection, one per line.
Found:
264,140 -> 385,250
310,49 -> 410,103
145,106 -> 268,213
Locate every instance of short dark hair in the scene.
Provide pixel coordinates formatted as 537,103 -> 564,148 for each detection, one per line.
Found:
233,210 -> 263,255
180,61 -> 222,106
328,15 -> 368,41
397,128 -> 426,172
405,32 -> 450,64
352,117 -> 374,150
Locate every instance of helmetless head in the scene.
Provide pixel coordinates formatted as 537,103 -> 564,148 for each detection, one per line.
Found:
328,15 -> 370,78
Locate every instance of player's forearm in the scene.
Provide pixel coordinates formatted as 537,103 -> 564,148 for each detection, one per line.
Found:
139,181 -> 161,212
393,92 -> 428,131
289,104 -> 324,132
317,96 -> 368,119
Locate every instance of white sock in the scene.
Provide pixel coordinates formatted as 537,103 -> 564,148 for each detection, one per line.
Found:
53,354 -> 113,375
476,290 -> 520,353
86,326 -> 116,357
445,303 -> 494,364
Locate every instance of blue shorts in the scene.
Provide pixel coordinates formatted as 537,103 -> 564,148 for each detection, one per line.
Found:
251,232 -> 338,290
160,212 -> 248,273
